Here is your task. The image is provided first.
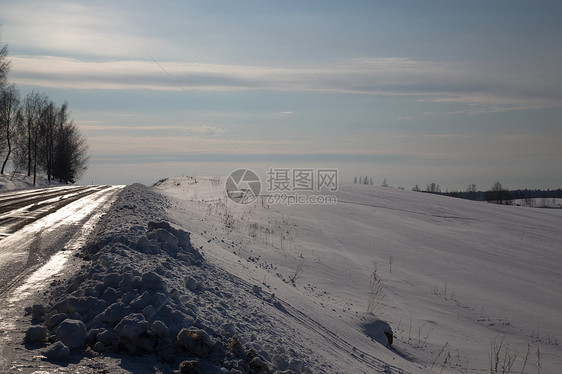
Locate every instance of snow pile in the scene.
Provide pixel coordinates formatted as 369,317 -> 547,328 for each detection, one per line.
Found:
24,183 -> 317,373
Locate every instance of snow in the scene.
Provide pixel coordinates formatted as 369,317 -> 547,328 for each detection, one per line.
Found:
55,319 -> 87,349
4,176 -> 561,373
0,173 -> 67,192
512,198 -> 562,209
0,185 -> 124,300
156,177 -> 562,373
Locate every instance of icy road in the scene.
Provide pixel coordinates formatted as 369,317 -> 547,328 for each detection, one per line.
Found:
0,185 -> 124,297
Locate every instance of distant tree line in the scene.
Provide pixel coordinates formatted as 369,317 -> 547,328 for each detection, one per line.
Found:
351,173 -> 559,207
353,176 -> 402,188
413,180 -> 562,207
354,176 -> 374,185
0,39 -> 88,184
413,182 -> 442,194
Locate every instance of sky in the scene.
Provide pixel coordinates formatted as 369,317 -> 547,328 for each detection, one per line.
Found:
1,0 -> 561,190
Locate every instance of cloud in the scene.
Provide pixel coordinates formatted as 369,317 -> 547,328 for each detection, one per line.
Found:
10,56 -> 408,93
80,123 -> 225,136
184,125 -> 225,136
9,55 -> 561,112
3,1 -> 561,116
85,134 -> 314,157
391,134 -> 476,139
1,2 -> 166,59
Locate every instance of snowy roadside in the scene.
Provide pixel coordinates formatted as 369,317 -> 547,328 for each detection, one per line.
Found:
10,183 -> 406,373
0,174 -> 67,193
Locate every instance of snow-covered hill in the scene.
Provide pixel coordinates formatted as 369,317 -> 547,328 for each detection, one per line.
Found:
156,176 -> 562,373
9,177 -> 561,373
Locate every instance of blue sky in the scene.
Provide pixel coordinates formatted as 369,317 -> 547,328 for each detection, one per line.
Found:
1,1 -> 561,190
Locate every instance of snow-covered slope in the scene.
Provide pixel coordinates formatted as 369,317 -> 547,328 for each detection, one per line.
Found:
156,176 -> 562,373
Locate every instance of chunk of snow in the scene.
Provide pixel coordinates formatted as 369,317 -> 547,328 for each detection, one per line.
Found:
25,326 -> 48,343
176,327 -> 215,357
55,319 -> 87,349
43,341 -> 70,361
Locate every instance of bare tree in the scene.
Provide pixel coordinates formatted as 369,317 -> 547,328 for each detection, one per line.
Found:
10,108 -> 27,178
426,182 -> 441,194
466,183 -> 477,200
0,84 -> 20,174
0,37 -> 88,184
0,41 -> 9,88
23,92 -> 45,180
54,120 -> 88,183
37,100 -> 59,182
487,181 -> 511,205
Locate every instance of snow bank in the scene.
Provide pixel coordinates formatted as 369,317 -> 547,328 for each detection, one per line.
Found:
25,183 -> 318,373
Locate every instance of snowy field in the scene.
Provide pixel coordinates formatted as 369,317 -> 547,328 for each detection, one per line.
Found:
512,198 -> 562,209
6,177 -> 561,373
156,177 -> 562,373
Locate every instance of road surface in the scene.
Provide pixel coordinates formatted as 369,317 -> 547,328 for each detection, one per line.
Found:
0,185 -> 124,297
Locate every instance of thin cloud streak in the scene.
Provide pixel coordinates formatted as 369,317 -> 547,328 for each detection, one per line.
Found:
9,56 -> 562,111
81,124 -> 225,136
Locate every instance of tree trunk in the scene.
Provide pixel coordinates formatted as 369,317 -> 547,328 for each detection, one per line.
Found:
1,132 -> 10,174
27,122 -> 32,176
33,138 -> 37,186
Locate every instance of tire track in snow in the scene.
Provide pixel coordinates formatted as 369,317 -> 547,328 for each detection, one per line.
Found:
210,261 -> 404,373
0,185 -> 124,297
0,186 -> 110,238
0,185 -> 86,212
